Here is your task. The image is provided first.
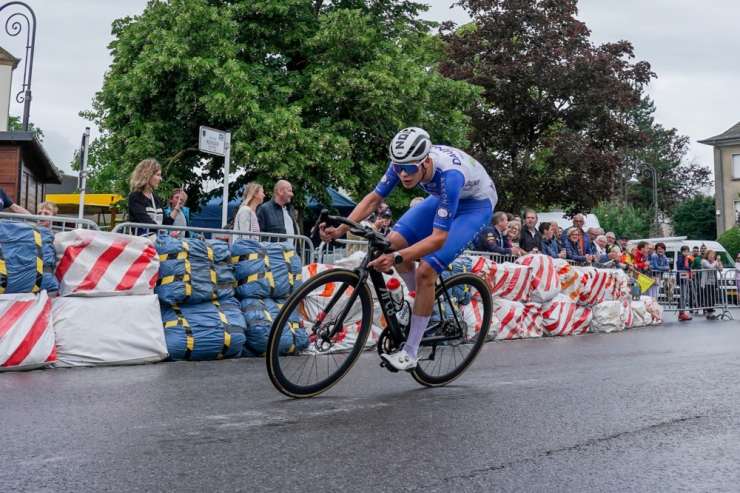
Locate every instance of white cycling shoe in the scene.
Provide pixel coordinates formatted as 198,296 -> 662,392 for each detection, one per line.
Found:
381,346 -> 418,372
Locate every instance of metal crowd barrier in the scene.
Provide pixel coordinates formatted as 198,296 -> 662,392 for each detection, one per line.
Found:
0,211 -> 101,232
647,269 -> 734,320
111,222 -> 316,264
462,250 -> 519,263
316,239 -> 368,264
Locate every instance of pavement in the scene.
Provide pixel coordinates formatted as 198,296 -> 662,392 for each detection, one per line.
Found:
1,315 -> 739,492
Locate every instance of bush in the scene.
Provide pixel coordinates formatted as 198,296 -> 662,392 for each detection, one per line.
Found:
717,227 -> 740,259
672,195 -> 716,240
592,202 -> 651,238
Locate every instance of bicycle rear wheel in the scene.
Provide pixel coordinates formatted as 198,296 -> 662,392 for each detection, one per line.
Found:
266,268 -> 374,398
412,272 -> 492,387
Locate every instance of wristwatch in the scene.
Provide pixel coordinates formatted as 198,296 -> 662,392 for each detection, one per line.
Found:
393,252 -> 404,265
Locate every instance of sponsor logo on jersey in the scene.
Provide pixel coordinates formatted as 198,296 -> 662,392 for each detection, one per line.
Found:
465,179 -> 480,188
380,174 -> 389,184
436,206 -> 451,220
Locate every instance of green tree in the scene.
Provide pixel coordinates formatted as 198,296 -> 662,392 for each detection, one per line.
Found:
8,115 -> 44,141
672,195 -> 716,240
592,202 -> 651,239
81,0 -> 479,214
613,96 -> 712,217
439,0 -> 655,215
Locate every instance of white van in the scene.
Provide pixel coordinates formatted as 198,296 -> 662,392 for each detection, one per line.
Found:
632,236 -> 736,303
632,237 -> 735,270
536,212 -> 601,232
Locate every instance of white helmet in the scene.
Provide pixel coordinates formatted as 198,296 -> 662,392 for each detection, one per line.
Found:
389,127 -> 432,164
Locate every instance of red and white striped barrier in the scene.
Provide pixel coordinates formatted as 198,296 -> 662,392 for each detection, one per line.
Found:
589,300 -> 622,333
462,296 -> 494,341
521,302 -> 543,338
484,262 -> 533,303
577,267 -> 613,306
630,300 -> 649,327
641,296 -> 663,324
54,230 -> 158,297
604,269 -> 632,301
542,294 -> 593,336
0,292 -> 56,371
515,255 -> 559,303
492,298 -> 524,340
553,259 -> 582,302
299,264 -> 365,325
619,298 -> 634,328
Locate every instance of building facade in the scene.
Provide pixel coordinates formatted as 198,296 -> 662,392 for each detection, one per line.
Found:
699,122 -> 740,238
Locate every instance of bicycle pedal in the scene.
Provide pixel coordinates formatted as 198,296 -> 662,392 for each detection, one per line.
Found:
379,360 -> 399,373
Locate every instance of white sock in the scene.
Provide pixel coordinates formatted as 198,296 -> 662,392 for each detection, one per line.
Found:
399,266 -> 417,292
404,314 -> 429,360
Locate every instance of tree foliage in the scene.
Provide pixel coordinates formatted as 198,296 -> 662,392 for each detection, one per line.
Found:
81,0 -> 479,213
612,96 -> 712,217
592,201 -> 651,239
439,0 -> 655,215
8,115 -> 44,141
672,195 -> 717,240
717,227 -> 740,260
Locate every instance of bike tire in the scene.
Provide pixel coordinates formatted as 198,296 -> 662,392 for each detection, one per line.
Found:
266,268 -> 374,398
412,272 -> 492,387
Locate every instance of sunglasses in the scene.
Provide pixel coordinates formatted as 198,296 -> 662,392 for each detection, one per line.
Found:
391,161 -> 422,175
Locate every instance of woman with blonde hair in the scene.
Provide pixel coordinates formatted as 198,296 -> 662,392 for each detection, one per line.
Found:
127,159 -> 182,236
233,182 -> 265,240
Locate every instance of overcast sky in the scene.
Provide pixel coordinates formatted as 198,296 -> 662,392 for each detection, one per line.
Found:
4,0 -> 739,178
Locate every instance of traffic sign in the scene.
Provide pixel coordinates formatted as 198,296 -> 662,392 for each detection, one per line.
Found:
199,126 -> 226,156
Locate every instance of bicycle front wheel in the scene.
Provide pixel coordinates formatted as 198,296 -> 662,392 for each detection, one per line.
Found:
412,272 -> 492,387
266,268 -> 374,398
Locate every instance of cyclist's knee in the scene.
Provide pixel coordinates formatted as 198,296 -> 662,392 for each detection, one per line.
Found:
416,261 -> 439,286
387,231 -> 409,250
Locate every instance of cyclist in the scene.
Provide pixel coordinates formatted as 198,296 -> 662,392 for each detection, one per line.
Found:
320,127 -> 497,371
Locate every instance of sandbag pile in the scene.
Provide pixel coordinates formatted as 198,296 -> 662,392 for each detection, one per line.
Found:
0,222 -> 59,371
232,239 -> 309,356
51,230 -> 168,367
160,298 -> 246,360
299,263 -> 387,352
0,221 -> 58,295
0,292 -> 56,371
154,236 -> 246,361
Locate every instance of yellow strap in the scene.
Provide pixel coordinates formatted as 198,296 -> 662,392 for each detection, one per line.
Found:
184,259 -> 192,297
206,245 -> 217,284
159,274 -> 192,285
159,251 -> 188,262
0,260 -> 5,276
216,332 -> 231,360
247,271 -> 274,288
231,252 -> 263,263
186,335 -> 194,351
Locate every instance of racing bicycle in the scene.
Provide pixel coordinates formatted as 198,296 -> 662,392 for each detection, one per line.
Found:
265,210 -> 493,398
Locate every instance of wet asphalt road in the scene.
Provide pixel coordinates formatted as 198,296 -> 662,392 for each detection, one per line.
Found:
2,316 -> 740,492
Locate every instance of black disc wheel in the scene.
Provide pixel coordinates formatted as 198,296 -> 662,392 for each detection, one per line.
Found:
266,268 -> 374,398
412,272 -> 492,387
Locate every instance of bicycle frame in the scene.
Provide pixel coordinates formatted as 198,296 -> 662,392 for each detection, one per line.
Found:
312,210 -> 466,351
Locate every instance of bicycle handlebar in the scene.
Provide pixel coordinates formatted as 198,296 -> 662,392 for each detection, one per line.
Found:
314,209 -> 393,253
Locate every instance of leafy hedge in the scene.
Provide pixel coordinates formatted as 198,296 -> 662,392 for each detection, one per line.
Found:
717,227 -> 740,259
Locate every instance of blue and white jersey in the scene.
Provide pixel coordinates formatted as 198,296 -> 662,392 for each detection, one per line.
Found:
373,145 -> 497,231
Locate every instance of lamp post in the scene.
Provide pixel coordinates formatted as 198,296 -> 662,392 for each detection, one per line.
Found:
0,1 -> 35,131
628,163 -> 660,237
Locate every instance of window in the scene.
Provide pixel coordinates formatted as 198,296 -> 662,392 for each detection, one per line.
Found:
733,154 -> 740,178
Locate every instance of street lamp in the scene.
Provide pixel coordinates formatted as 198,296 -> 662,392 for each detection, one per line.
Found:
0,1 -> 36,131
628,163 -> 660,237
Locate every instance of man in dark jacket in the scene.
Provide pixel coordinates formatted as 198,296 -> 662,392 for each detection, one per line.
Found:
256,180 -> 299,243
519,209 -> 542,253
475,211 -> 521,257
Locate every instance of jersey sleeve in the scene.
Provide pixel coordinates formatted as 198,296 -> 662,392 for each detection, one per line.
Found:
432,169 -> 464,231
373,165 -> 400,198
